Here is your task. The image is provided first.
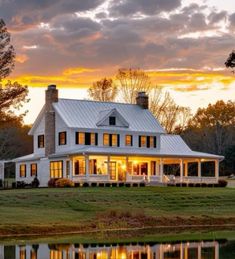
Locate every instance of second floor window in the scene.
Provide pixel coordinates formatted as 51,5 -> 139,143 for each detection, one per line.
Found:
139,135 -> 157,148
38,135 -> 44,148
59,131 -> 67,145
125,135 -> 132,146
139,136 -> 147,147
109,116 -> 116,126
76,132 -> 98,145
103,133 -> 119,147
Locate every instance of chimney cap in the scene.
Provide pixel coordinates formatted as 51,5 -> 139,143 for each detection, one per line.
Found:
47,84 -> 57,90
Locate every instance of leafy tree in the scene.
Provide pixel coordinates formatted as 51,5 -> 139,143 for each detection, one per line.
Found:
0,19 -> 15,79
225,50 -> 235,72
88,78 -> 117,102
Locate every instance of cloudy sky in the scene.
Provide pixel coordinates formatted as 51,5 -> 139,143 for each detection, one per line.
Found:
1,0 -> 235,123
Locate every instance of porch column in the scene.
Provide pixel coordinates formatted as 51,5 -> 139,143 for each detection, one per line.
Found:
215,160 -> 219,182
198,159 -> 201,179
215,242 -> 219,259
159,158 -> 163,183
180,159 -> 184,183
185,162 -> 188,177
85,155 -> 89,178
107,156 -> 110,180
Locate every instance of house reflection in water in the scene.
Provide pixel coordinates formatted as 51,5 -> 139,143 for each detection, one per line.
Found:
1,241 -> 221,259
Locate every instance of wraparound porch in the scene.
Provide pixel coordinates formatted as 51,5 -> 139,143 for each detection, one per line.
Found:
63,155 -> 220,184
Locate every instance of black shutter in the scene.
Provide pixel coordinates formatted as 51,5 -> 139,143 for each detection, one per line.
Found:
109,134 -> 112,146
117,134 -> 120,147
95,133 -> 98,146
131,135 -> 133,146
75,132 -> 78,144
154,136 -> 157,148
147,136 -> 150,148
38,135 -> 40,148
139,136 -> 141,147
64,132 -> 67,145
85,133 -> 90,145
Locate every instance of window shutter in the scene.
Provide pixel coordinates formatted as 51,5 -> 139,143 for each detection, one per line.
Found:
139,136 -> 141,147
85,133 -> 90,145
75,132 -> 78,144
147,136 -> 150,148
131,135 -> 133,146
154,136 -> 157,148
109,134 -> 112,146
117,134 -> 120,147
95,133 -> 98,146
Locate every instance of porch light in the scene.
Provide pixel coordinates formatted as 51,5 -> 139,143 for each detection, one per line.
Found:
133,161 -> 138,165
121,164 -> 126,170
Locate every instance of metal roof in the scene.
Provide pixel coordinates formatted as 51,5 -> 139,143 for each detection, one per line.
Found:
53,99 -> 165,133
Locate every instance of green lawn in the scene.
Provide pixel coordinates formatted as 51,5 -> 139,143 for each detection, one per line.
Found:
0,187 -> 235,236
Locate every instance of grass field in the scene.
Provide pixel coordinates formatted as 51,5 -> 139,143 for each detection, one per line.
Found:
0,187 -> 235,236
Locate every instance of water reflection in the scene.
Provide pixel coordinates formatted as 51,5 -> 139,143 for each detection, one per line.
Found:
0,240 -> 232,259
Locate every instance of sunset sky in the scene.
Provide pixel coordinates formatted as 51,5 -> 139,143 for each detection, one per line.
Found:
1,0 -> 235,124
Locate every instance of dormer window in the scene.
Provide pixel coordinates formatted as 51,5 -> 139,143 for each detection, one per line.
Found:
109,116 -> 116,126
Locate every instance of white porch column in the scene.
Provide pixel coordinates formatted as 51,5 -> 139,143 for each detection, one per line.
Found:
185,161 -> 188,177
180,159 -> 184,182
215,242 -> 219,259
159,158 -> 163,183
215,160 -> 219,182
85,155 -> 89,178
107,156 -> 110,180
198,159 -> 201,179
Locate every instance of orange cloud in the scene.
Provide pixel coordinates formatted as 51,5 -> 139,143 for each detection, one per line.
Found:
15,54 -> 29,63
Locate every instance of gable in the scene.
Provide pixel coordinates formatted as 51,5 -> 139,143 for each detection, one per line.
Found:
96,108 -> 129,128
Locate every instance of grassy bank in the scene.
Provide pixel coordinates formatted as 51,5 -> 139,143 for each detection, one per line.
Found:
0,187 -> 235,236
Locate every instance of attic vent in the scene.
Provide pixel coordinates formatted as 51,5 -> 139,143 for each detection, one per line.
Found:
109,116 -> 116,126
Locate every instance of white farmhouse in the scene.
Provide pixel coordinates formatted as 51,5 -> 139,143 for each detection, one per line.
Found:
14,85 -> 223,187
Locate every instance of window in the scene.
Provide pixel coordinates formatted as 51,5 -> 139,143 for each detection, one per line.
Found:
76,132 -> 98,145
109,116 -> 116,126
103,133 -> 109,146
59,131 -> 66,145
103,133 -> 119,147
20,164 -> 26,177
151,161 -> 156,175
50,161 -> 63,178
30,163 -> 37,177
125,135 -> 132,146
38,135 -> 44,148
89,159 -> 97,174
139,136 -> 147,147
74,158 -> 85,175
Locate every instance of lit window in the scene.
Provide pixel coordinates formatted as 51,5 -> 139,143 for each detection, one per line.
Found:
59,131 -> 66,145
112,134 -> 118,146
140,136 -> 147,147
125,135 -> 132,146
30,163 -> 37,177
50,250 -> 63,259
90,133 -> 96,145
38,135 -> 44,148
74,158 -> 85,175
50,161 -> 63,178
76,132 -> 85,145
109,116 -> 116,126
149,136 -> 154,148
103,133 -> 109,146
20,164 -> 26,177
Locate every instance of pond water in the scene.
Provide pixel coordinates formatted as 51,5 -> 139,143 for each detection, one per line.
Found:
1,232 -> 235,259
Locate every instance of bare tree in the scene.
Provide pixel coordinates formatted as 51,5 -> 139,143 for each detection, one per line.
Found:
88,78 -> 117,102
116,68 -> 151,103
0,19 -> 15,79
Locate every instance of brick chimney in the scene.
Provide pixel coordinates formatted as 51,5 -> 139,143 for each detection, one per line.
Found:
45,85 -> 58,156
136,92 -> 148,109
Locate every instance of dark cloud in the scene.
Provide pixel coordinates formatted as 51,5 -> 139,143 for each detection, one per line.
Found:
208,11 -> 227,25
108,0 -> 181,17
229,12 -> 235,27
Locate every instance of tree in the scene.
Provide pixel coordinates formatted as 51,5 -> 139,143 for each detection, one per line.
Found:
116,68 -> 151,103
88,78 -> 117,102
116,68 -> 191,133
225,50 -> 235,72
0,19 -> 15,79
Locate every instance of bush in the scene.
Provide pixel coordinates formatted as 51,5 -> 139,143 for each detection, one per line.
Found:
111,183 -> 117,187
218,179 -> 228,187
83,182 -> 89,187
139,182 -> 146,187
125,183 -> 131,187
105,183 -> 111,187
119,182 -> 124,187
31,177 -> 40,188
99,183 -> 105,187
0,179 -> 2,188
55,178 -> 74,188
181,183 -> 187,187
201,183 -> 207,187
132,183 -> 139,187
188,183 -> 194,187
91,182 -> 97,187
48,178 -> 57,188
195,183 -> 201,187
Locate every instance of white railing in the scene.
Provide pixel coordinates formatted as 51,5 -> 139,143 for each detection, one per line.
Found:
175,176 -> 218,184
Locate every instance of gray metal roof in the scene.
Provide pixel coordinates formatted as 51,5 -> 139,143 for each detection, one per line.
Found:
53,99 -> 165,133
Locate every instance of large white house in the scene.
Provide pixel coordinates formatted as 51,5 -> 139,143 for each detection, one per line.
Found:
14,85 -> 223,187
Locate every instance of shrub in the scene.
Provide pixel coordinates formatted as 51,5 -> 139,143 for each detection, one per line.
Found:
32,177 -> 40,188
195,183 -> 201,187
188,183 -> 194,187
0,179 -> 2,188
105,183 -> 111,187
125,183 -> 131,187
48,178 -> 57,188
201,183 -> 207,187
99,183 -> 105,187
12,182 -> 16,188
139,182 -> 146,187
55,178 -> 74,188
207,183 -> 213,188
176,183 -> 181,187
91,182 -> 97,187
181,183 -> 187,187
111,183 -> 117,187
132,183 -> 139,187
74,182 -> 80,187
119,182 -> 124,187
218,179 -> 228,187
83,182 -> 89,187
16,181 -> 26,188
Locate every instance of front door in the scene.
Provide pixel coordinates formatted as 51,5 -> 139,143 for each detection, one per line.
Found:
109,162 -> 117,181
117,164 -> 126,181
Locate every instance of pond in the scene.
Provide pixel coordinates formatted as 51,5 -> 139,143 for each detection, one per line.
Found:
1,230 -> 235,259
